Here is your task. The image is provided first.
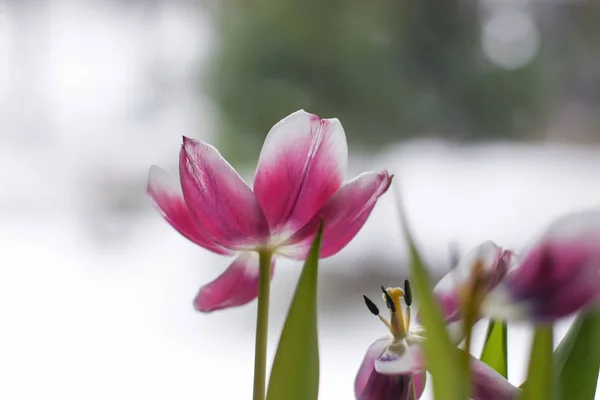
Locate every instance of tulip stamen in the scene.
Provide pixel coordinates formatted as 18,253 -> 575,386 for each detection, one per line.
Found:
365,285 -> 416,339
404,279 -> 412,331
363,294 -> 392,330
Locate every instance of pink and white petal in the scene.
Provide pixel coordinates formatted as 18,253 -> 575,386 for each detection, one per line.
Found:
374,342 -> 425,375
279,171 -> 393,259
355,337 -> 392,398
193,252 -> 275,313
180,137 -> 270,250
429,242 -> 513,327
147,166 -> 231,255
253,110 -> 348,236
542,208 -> 600,241
471,355 -> 519,400
486,210 -> 600,322
434,241 -> 503,294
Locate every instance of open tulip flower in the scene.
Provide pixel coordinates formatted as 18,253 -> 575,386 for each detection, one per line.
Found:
355,281 -> 518,400
148,110 -> 392,312
355,282 -> 427,400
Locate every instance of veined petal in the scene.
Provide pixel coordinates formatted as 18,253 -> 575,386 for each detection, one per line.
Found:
485,209 -> 600,322
253,110 -> 348,237
147,166 -> 231,255
355,337 -> 425,400
193,252 -> 275,312
279,171 -> 392,259
180,137 -> 270,250
471,354 -> 519,400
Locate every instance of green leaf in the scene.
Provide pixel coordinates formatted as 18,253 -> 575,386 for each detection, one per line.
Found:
395,194 -> 466,400
555,309 -> 600,400
480,320 -> 508,378
266,224 -> 323,400
520,326 -> 554,400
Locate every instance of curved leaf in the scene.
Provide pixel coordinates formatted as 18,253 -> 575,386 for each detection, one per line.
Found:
395,191 -> 466,400
266,224 -> 323,400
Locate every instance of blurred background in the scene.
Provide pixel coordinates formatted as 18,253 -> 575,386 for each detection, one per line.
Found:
1,0 -> 600,398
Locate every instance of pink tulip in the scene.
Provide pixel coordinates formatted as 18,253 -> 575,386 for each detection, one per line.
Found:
356,282 -> 519,400
433,209 -> 600,324
357,209 -> 600,400
148,110 -> 392,312
431,241 -> 517,340
483,209 -> 600,322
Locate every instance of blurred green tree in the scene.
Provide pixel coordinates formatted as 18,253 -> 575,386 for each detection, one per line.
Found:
207,0 -> 551,162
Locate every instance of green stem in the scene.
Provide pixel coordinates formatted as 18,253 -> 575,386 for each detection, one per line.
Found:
253,249 -> 272,400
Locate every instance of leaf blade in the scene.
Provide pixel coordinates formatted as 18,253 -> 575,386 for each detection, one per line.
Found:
520,326 -> 554,400
266,225 -> 323,400
395,191 -> 466,400
480,320 -> 508,379
555,309 -> 600,400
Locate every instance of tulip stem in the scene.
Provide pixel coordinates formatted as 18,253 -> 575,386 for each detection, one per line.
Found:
253,249 -> 272,400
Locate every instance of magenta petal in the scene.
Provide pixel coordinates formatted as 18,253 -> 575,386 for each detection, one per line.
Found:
471,355 -> 519,400
253,110 -> 348,236
280,171 -> 393,259
147,166 -> 231,255
180,137 -> 270,250
193,252 -> 275,312
487,209 -> 600,322
355,338 -> 390,398
355,337 -> 424,400
412,373 -> 426,399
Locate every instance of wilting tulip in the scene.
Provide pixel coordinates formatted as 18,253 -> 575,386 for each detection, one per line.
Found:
355,282 -> 426,400
356,281 -> 519,400
148,110 -> 392,312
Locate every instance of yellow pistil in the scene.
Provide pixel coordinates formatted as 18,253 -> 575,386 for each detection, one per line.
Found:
382,287 -> 413,339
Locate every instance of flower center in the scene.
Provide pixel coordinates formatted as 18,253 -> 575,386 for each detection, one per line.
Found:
363,280 -> 414,341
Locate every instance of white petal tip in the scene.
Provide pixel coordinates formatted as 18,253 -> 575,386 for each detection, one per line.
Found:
483,287 -> 530,322
374,344 -> 421,375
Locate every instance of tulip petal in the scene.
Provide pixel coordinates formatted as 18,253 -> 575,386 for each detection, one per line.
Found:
412,373 -> 426,399
374,342 -> 425,375
431,242 -> 515,324
486,209 -> 600,322
279,171 -> 393,259
147,166 -> 231,255
355,337 -> 425,400
355,337 -> 390,397
193,252 -> 275,312
180,137 -> 270,250
254,110 -> 348,237
471,355 -> 520,400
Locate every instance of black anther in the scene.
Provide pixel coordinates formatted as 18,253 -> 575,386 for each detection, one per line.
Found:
363,295 -> 380,316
